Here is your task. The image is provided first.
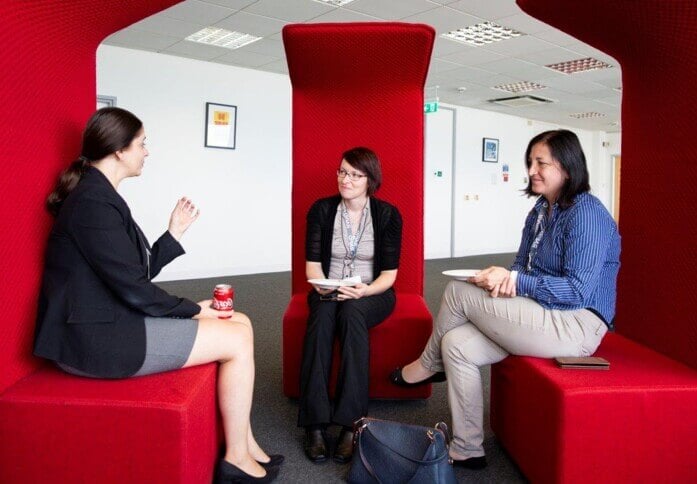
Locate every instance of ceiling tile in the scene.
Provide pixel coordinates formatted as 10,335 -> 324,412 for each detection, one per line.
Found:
516,47 -> 583,66
130,16 -> 204,38
202,0 -> 257,9
495,13 -> 552,34
215,11 -> 286,37
432,37 -> 472,57
429,58 -> 467,73
160,0 -> 236,25
162,40 -> 231,60
257,59 -> 289,75
533,28 -> 580,47
104,29 -> 180,51
215,50 -> 280,68
447,0 -> 523,21
480,35 -> 554,56
237,38 -> 285,57
476,57 -> 539,75
345,0 -> 437,20
402,7 -> 480,34
542,76 -> 612,95
307,7 -> 382,23
445,64 -> 499,81
244,0 -> 334,22
439,47 -> 505,66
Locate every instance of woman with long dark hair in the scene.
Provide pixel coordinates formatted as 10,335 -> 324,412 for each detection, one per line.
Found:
34,107 -> 280,484
392,130 -> 621,470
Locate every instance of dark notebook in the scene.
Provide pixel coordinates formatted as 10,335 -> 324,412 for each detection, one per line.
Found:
555,356 -> 610,370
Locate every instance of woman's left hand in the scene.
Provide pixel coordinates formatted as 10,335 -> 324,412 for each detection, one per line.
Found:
470,266 -> 511,294
337,283 -> 370,300
168,197 -> 200,241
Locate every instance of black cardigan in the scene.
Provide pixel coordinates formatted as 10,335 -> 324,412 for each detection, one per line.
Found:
33,167 -> 200,378
305,195 -> 402,279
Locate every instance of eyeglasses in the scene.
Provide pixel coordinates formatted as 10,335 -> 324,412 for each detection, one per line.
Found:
337,168 -> 368,181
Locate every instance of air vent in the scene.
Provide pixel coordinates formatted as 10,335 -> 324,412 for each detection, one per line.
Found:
488,95 -> 554,107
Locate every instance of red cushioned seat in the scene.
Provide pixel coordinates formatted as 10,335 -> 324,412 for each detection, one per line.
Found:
0,364 -> 219,484
490,333 -> 697,483
281,23 -> 435,399
283,293 -> 433,399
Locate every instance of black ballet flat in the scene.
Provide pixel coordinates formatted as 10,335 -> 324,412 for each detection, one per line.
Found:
258,454 -> 284,468
452,456 -> 487,470
389,367 -> 447,387
215,459 -> 279,484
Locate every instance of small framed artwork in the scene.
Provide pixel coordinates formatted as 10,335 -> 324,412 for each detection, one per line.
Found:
205,102 -> 237,150
97,95 -> 117,109
482,137 -> 499,163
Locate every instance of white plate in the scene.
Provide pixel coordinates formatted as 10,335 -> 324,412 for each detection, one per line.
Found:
442,269 -> 480,281
308,278 -> 360,290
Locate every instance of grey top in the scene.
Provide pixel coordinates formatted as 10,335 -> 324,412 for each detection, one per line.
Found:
328,201 -> 375,284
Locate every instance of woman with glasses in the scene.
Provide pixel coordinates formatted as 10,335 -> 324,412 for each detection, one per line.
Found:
298,147 -> 402,464
391,130 -> 621,470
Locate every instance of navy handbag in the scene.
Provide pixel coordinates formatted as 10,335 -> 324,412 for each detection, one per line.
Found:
348,417 -> 458,484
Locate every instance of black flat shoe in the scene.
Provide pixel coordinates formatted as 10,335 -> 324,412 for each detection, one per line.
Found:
215,459 -> 279,483
389,367 -> 447,387
333,428 -> 354,464
452,456 -> 487,470
258,454 -> 284,468
303,429 -> 329,463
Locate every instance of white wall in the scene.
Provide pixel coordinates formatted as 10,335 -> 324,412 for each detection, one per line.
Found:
97,45 -> 291,281
425,103 -> 618,258
98,45 -> 618,279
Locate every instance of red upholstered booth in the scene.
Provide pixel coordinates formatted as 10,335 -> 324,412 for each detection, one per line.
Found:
281,23 -> 435,399
0,2 -> 221,483
490,1 -> 697,483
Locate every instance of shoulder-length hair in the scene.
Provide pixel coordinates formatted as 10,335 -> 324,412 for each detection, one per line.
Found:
524,129 -> 590,209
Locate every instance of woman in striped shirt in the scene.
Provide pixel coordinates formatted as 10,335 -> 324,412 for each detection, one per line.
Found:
391,129 -> 621,469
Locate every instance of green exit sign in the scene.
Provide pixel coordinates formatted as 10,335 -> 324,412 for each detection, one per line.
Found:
424,101 -> 438,113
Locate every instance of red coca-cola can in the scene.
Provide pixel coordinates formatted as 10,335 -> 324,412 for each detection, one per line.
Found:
212,284 -> 234,319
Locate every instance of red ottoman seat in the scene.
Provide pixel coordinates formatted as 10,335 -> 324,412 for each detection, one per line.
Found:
490,332 -> 697,484
283,293 -> 433,399
0,364 -> 220,484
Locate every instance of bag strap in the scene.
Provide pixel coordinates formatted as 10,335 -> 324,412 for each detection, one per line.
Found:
357,434 -> 383,484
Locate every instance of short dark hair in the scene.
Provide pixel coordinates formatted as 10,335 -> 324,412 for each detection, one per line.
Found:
341,146 -> 382,196
524,129 -> 590,209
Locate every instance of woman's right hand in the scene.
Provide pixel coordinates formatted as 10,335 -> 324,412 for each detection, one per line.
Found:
194,299 -> 233,319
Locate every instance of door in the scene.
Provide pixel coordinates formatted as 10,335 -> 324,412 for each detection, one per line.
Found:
424,107 -> 455,259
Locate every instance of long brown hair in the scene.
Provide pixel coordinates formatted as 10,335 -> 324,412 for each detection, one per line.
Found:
46,107 -> 143,216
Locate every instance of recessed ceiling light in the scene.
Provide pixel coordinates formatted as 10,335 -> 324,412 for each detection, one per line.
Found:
186,27 -> 261,50
312,0 -> 357,6
489,95 -> 554,107
569,112 -> 606,119
546,57 -> 612,74
441,22 -> 523,47
493,81 -> 547,94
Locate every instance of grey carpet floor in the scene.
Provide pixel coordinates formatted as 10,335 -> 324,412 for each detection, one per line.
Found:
158,254 -> 527,483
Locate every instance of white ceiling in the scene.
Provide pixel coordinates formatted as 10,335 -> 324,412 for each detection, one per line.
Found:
103,0 -> 622,131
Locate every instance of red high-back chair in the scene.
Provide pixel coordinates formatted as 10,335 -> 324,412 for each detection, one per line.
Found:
281,23 -> 435,399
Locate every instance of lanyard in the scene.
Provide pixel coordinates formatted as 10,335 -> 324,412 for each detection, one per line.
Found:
340,200 -> 369,278
526,205 -> 548,272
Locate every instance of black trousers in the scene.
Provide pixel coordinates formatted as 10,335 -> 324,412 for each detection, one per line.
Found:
297,288 -> 396,428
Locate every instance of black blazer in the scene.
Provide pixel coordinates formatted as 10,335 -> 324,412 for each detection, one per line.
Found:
33,167 -> 200,377
306,195 -> 402,279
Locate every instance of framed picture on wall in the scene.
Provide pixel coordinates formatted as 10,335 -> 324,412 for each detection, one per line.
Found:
482,137 -> 499,163
205,102 -> 237,150
97,95 -> 117,109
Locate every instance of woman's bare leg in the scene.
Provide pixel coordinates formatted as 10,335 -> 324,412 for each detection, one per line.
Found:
183,312 -> 266,477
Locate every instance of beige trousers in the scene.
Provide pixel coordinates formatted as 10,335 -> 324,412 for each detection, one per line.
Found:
421,280 -> 607,458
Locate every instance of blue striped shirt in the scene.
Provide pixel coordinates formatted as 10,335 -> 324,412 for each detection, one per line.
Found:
510,192 -> 621,327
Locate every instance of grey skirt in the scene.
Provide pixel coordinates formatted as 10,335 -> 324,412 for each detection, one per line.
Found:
56,317 -> 199,378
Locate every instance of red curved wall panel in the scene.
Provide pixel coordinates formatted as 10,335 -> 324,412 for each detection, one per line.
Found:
518,0 -> 697,368
0,0 -> 180,394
